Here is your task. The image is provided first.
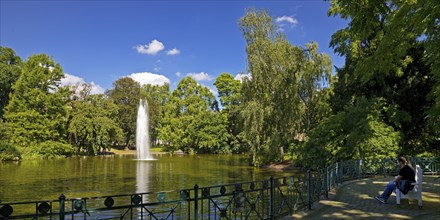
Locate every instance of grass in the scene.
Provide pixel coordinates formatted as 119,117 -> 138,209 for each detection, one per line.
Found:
110,147 -> 166,155
150,147 -> 163,152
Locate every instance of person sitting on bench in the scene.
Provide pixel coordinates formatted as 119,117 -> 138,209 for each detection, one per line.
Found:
374,157 -> 415,204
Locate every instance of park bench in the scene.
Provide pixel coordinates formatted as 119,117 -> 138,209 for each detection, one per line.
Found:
396,165 -> 422,208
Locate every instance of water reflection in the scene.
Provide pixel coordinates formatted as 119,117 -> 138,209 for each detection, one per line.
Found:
0,155 -> 290,203
136,160 -> 151,194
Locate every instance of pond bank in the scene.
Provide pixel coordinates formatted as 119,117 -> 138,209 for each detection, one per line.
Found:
109,148 -> 167,155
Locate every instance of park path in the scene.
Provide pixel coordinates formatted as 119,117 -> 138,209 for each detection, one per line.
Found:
282,176 -> 440,219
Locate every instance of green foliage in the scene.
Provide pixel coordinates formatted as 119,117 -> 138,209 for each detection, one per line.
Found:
0,119 -> 7,141
329,0 -> 438,155
4,3 -> 438,162
214,73 -> 241,108
299,42 -> 333,133
239,9 -> 302,165
68,87 -> 122,155
34,141 -> 73,159
300,98 -> 401,168
3,54 -> 72,158
0,141 -> 20,161
107,77 -> 141,148
0,46 -> 22,118
214,73 -> 245,153
329,0 -> 439,88
239,9 -> 333,166
158,77 -> 228,153
240,100 -> 269,166
141,83 -> 170,146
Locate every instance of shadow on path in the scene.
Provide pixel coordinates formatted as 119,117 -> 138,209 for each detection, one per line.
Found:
283,176 -> 440,219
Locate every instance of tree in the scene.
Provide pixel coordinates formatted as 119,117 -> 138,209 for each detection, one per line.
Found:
107,77 -> 141,148
239,9 -> 305,166
214,73 -> 241,109
3,54 -> 73,158
158,77 -> 228,153
214,73 -> 244,152
0,47 -> 22,159
68,85 -> 122,155
329,0 -> 438,155
141,83 -> 170,147
0,46 -> 22,118
298,42 -> 333,133
300,98 -> 401,168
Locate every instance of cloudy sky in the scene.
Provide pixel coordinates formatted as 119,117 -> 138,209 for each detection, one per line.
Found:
1,1 -> 347,95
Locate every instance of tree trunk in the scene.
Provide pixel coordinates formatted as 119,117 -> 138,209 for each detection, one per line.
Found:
280,146 -> 284,162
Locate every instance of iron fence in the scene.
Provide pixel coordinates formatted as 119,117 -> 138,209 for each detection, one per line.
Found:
0,157 -> 438,219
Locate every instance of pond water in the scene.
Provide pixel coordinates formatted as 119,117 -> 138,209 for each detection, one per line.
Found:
0,154 -> 291,203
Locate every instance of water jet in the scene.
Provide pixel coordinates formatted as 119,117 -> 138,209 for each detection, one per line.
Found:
136,99 -> 154,160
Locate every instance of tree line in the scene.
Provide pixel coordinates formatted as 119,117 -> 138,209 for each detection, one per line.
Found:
1,3 -> 439,166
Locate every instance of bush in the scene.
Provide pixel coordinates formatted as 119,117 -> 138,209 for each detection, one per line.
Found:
36,141 -> 74,158
0,141 -> 21,161
298,98 -> 401,168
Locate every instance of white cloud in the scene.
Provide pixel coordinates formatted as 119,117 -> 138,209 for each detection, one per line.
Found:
89,82 -> 105,94
234,73 -> 251,82
153,67 -> 161,72
275,16 -> 298,27
126,72 -> 170,86
135,39 -> 165,55
60,73 -> 104,94
60,73 -> 83,86
187,72 -> 213,81
176,72 -> 181,77
166,48 -> 180,55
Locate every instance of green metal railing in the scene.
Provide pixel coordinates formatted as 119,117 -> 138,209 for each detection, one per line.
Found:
0,157 -> 438,219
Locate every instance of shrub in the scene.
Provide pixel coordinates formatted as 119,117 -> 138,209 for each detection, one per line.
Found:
36,141 -> 74,158
298,98 -> 401,168
0,141 -> 21,161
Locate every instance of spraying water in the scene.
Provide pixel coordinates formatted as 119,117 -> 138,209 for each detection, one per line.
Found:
136,99 -> 153,160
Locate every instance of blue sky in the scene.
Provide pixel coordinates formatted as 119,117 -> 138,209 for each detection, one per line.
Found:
1,0 -> 347,94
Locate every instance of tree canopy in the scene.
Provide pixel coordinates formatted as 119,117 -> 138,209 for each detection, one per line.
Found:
328,0 -> 439,155
1,5 -> 438,163
68,85 -> 122,155
214,73 -> 244,153
0,46 -> 22,119
158,76 -> 228,153
239,9 -> 333,166
3,54 -> 73,158
141,83 -> 170,146
301,98 -> 401,168
106,77 -> 141,148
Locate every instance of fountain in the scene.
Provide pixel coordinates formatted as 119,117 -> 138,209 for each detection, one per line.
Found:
136,99 -> 153,160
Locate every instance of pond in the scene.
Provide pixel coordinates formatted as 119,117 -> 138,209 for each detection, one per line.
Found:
0,154 -> 292,203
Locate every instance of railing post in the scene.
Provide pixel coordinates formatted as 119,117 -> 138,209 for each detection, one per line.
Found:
193,184 -> 199,220
339,161 -> 343,183
269,176 -> 274,220
358,160 -> 362,179
325,167 -> 329,199
307,170 -> 312,210
59,194 -> 65,220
